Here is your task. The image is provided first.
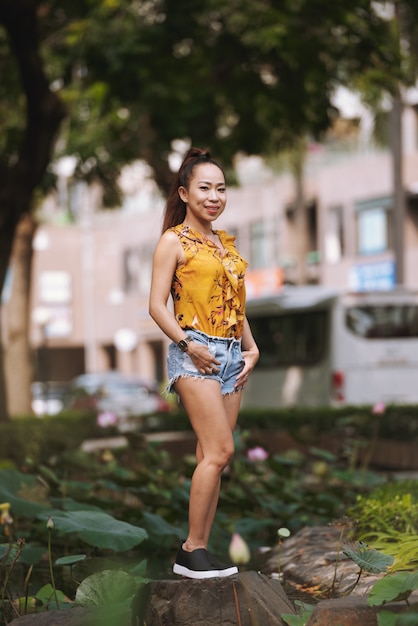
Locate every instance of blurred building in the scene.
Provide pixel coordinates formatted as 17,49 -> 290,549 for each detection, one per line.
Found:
19,99 -> 418,386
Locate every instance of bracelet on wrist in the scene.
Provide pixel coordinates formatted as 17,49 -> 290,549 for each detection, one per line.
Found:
177,336 -> 193,353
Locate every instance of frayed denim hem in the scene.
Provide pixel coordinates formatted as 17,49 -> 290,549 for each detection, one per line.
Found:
164,373 -> 240,397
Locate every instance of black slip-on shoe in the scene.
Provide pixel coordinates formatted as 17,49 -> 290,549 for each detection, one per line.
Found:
173,545 -> 220,579
208,552 -> 239,577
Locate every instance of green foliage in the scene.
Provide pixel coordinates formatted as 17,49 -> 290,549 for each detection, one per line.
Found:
342,541 -> 394,574
338,553 -> 418,626
75,569 -> 143,606
0,469 -> 51,516
0,410 -> 413,623
281,601 -> 315,626
281,611 -> 312,626
35,584 -> 69,609
55,554 -> 87,566
0,413 -> 103,466
378,611 -> 418,626
0,417 -> 384,568
39,510 -> 148,551
0,468 -> 148,552
348,481 -> 418,571
238,405 -> 418,442
0,542 -> 46,566
4,0 -> 418,201
2,404 -> 418,467
368,571 -> 418,606
350,482 -> 418,534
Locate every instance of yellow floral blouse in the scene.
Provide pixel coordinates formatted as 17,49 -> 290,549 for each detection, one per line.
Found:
170,224 -> 248,338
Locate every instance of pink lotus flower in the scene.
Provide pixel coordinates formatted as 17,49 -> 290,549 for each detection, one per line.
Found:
97,411 -> 118,428
372,401 -> 386,415
229,533 -> 251,565
247,446 -> 269,462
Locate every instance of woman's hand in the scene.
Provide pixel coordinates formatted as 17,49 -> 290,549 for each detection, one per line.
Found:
187,342 -> 221,375
235,347 -> 259,389
235,316 -> 259,388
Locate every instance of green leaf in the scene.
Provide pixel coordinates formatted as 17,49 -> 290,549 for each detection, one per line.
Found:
19,543 -> 47,565
0,469 -> 50,516
309,447 -> 337,462
343,542 -> 394,574
55,554 -> 87,567
35,584 -> 69,606
59,497 -> 102,512
377,610 -> 399,626
0,542 -> 21,565
397,612 -> 418,626
38,510 -> 147,551
75,570 -> 137,607
378,609 -> 418,626
368,572 -> 418,606
281,609 -> 313,626
129,559 -> 148,579
1,542 -> 45,566
141,511 -> 183,539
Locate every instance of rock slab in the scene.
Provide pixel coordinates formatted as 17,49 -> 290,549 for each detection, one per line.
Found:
264,525 -> 384,597
144,570 -> 296,626
306,596 -> 416,626
8,573 -> 295,626
8,607 -> 104,626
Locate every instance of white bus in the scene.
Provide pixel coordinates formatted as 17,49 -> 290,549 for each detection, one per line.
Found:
243,286 -> 418,407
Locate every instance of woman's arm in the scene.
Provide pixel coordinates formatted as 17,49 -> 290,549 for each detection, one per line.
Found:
242,316 -> 259,355
149,231 -> 221,373
149,231 -> 189,344
235,316 -> 259,388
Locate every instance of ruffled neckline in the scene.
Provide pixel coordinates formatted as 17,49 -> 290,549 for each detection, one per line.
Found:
177,224 -> 236,253
175,223 -> 244,290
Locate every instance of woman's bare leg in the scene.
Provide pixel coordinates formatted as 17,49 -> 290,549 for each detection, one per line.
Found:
195,390 -> 242,545
175,377 -> 242,551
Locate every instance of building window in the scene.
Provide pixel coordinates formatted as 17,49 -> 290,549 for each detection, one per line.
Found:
249,218 -> 279,269
355,196 -> 392,256
325,205 -> 344,263
36,271 -> 73,338
358,208 -> 390,255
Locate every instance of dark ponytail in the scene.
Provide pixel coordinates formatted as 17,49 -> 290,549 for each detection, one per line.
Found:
161,147 -> 224,233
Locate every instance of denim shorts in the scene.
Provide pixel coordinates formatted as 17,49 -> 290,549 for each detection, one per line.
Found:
166,329 -> 245,396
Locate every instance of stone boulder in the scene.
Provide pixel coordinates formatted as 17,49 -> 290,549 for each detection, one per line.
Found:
8,607 -> 108,626
263,525 -> 384,597
306,596 -> 418,626
8,572 -> 295,626
144,571 -> 296,626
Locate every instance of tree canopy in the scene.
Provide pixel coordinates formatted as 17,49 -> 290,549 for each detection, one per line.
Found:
22,0 -> 407,197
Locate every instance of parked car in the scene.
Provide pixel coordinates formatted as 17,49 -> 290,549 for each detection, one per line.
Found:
31,381 -> 71,416
67,371 -> 171,419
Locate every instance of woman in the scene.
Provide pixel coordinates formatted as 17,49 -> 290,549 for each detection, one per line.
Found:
149,147 -> 259,579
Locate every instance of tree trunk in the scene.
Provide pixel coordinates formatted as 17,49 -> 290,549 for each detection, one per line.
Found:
0,318 -> 8,422
4,214 -> 37,416
0,0 -> 66,421
0,210 -> 22,421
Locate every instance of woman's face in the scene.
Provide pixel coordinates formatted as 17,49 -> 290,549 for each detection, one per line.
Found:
179,163 -> 226,225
